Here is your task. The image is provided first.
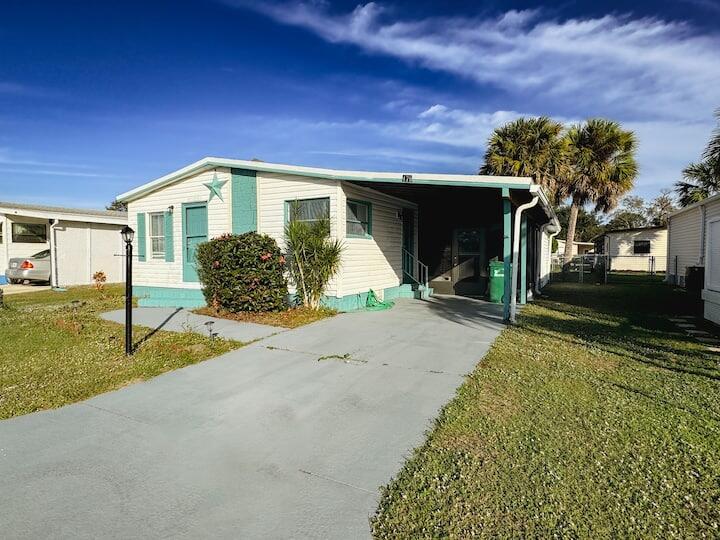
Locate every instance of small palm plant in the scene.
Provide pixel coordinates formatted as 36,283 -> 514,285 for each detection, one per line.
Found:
284,202 -> 343,309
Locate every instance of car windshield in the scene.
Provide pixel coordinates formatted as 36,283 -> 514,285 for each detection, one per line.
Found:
31,250 -> 51,259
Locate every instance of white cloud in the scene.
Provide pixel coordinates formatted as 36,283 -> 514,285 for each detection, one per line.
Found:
229,1 -> 720,121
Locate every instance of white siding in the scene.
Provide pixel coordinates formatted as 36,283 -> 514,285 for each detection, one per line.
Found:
667,207 -> 702,285
339,183 -> 417,298
256,171 -> 340,296
53,221 -> 126,286
539,229 -> 552,287
127,168 -> 232,289
606,228 -> 667,271
703,199 -> 720,324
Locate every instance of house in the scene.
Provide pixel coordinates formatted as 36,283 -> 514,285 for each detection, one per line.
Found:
555,239 -> 594,256
0,202 -> 128,287
666,193 -> 720,325
115,157 -> 559,320
594,225 -> 668,272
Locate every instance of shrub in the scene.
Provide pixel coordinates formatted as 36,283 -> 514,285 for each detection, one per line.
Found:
285,204 -> 343,309
196,232 -> 288,313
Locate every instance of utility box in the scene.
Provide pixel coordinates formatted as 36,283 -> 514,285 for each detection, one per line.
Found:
489,260 -> 507,304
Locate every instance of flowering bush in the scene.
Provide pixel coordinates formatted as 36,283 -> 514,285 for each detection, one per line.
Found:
196,232 -> 288,313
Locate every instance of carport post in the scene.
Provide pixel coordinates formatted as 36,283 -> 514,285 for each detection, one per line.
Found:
502,188 -> 512,322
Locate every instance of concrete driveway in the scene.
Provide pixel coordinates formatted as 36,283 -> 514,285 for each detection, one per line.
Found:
0,296 -> 503,539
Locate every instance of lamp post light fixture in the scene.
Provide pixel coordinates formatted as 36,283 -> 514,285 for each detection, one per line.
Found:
120,225 -> 135,356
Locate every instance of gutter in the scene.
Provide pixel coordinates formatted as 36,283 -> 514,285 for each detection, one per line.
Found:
49,219 -> 60,289
510,193 -> 540,323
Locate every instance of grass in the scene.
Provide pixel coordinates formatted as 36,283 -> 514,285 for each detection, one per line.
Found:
194,305 -> 336,328
372,278 -> 720,538
0,284 -> 241,419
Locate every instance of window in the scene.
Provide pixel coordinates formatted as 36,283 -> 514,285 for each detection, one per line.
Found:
286,198 -> 330,227
12,223 -> 47,243
346,200 -> 371,237
633,240 -> 651,254
0,222 -> 3,244
149,212 -> 165,259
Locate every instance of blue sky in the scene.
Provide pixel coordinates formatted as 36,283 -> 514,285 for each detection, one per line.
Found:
1,0 -> 719,209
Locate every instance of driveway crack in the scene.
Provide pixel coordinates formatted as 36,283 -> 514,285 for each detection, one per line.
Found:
298,469 -> 374,494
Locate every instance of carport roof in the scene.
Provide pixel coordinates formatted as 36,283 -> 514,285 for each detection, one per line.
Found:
0,201 -> 128,225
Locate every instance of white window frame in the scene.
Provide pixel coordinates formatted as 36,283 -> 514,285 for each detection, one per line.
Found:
149,212 -> 166,260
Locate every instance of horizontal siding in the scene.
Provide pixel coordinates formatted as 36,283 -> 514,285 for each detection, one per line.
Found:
607,229 -> 667,271
340,183 -> 416,298
668,207 -> 702,283
257,172 -> 340,296
128,168 -> 232,288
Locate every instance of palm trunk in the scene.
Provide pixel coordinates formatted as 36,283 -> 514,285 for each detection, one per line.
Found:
563,201 -> 580,267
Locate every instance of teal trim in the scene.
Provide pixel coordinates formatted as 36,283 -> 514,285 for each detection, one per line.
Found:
136,213 -> 146,262
231,168 -> 257,233
164,211 -> 174,262
346,198 -> 372,238
502,196 -> 512,321
520,215 -> 527,305
133,286 -> 206,308
383,284 -> 414,300
181,202 -> 208,282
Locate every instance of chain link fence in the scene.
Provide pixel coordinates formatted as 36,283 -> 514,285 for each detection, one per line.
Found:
551,254 -> 666,284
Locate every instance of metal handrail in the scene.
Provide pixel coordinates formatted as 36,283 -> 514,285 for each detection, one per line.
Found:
402,248 -> 429,290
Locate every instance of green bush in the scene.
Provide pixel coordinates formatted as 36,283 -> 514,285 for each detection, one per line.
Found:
196,233 -> 288,313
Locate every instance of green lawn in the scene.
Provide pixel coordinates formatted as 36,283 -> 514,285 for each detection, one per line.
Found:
0,285 -> 241,419
372,279 -> 720,538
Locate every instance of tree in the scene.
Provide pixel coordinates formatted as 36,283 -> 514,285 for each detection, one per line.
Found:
106,199 -> 127,212
480,117 -> 567,200
675,161 -> 719,207
674,109 -> 720,207
561,119 -> 638,261
555,205 -> 605,240
604,196 -> 648,230
647,190 -> 676,226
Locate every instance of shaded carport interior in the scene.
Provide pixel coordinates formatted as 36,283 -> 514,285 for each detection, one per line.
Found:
349,180 -> 554,316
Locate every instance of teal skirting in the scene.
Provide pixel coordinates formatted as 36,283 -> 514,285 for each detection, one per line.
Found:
133,283 -> 415,311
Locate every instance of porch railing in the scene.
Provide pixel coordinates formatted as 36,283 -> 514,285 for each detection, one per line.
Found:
402,248 -> 429,290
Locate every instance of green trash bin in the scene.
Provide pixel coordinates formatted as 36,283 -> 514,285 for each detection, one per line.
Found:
489,260 -> 507,304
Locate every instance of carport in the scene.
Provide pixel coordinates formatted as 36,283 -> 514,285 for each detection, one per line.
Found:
347,177 -> 559,321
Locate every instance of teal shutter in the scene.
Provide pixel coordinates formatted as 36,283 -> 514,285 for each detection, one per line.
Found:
231,168 -> 257,233
164,211 -> 174,262
137,213 -> 146,262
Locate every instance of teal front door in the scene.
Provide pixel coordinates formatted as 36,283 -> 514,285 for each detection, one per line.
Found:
182,202 -> 208,282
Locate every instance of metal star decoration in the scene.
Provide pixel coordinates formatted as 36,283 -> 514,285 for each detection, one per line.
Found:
204,173 -> 227,201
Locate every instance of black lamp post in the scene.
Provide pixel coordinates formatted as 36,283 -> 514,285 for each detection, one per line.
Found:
120,225 -> 135,355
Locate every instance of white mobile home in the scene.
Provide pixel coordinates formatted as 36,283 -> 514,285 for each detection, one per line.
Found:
0,202 -> 127,287
116,158 -> 559,319
667,193 -> 720,325
594,226 -> 668,272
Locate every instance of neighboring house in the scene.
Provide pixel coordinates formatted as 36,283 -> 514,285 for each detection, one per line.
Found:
0,202 -> 127,286
666,193 -> 720,325
555,239 -> 594,256
594,226 -> 668,272
116,157 -> 559,317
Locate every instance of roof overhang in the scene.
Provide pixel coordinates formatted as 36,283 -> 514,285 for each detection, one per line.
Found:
0,204 -> 127,225
668,192 -> 720,218
117,156 -> 558,224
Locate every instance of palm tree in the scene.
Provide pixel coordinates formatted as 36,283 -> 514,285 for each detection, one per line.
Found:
480,116 -> 567,200
675,162 -> 720,207
674,109 -> 720,207
704,108 -> 720,177
561,119 -> 638,261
